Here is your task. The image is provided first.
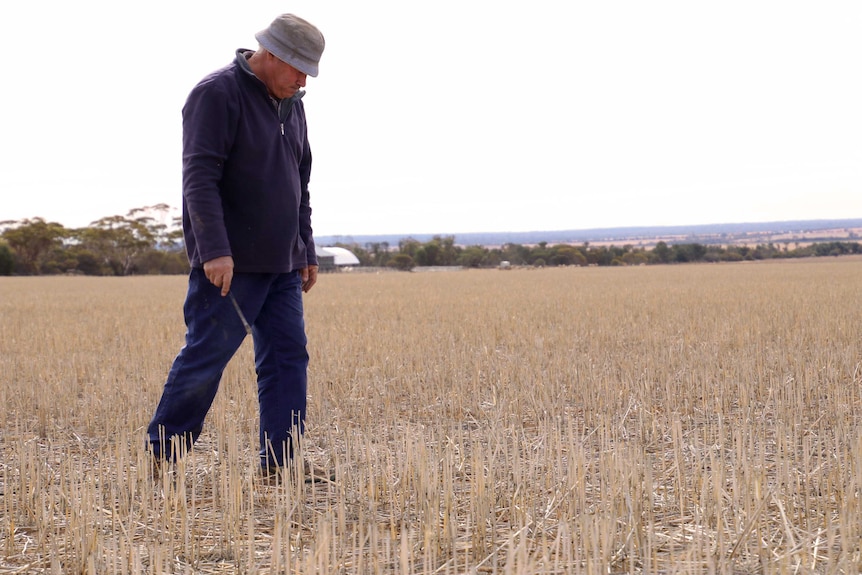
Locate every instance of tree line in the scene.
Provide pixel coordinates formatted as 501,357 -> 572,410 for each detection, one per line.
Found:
0,205 -> 187,276
335,236 -> 862,271
2,207 -> 861,276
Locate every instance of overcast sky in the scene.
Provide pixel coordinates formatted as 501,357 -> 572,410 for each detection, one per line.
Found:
1,1 -> 860,236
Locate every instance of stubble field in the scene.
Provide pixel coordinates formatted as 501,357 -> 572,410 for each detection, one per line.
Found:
2,258 -> 862,574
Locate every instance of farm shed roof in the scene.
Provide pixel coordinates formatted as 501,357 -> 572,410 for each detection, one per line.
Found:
316,246 -> 360,266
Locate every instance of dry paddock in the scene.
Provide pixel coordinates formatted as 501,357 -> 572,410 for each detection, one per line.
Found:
2,257 -> 862,574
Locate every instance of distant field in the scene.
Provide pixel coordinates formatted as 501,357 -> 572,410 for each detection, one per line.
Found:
586,227 -> 862,249
2,258 -> 862,573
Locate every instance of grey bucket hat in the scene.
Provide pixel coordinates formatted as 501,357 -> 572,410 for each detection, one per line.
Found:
255,14 -> 325,77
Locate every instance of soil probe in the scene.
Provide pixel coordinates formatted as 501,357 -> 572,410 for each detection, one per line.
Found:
228,292 -> 252,335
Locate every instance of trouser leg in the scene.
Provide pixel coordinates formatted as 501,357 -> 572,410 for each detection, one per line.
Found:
146,268 -> 250,459
253,271 -> 309,468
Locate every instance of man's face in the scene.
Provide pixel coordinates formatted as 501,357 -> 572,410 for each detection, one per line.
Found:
268,55 -> 307,100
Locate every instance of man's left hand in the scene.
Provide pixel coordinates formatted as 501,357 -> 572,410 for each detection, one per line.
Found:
301,265 -> 319,293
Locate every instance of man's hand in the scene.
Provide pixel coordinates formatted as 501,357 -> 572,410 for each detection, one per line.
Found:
301,265 -> 319,293
203,255 -> 234,296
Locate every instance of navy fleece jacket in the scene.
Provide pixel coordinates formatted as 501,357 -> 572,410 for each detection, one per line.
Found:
181,49 -> 317,273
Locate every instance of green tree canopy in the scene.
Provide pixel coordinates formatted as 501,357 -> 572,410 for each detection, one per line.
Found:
76,214 -> 159,275
0,241 -> 13,275
388,253 -> 415,271
0,217 -> 68,274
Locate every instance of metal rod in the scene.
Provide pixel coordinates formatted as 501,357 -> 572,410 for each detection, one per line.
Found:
228,292 -> 252,335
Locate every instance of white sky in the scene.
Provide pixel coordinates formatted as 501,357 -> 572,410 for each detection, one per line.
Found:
1,1 -> 860,236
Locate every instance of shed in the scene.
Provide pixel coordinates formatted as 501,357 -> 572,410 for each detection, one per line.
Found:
316,246 -> 360,270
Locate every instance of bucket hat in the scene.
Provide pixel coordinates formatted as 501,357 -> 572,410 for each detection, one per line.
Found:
255,14 -> 325,77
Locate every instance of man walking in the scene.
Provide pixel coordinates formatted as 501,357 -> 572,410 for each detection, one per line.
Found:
147,14 -> 329,482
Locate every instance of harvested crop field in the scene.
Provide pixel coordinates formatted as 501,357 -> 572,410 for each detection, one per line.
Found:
2,257 -> 862,574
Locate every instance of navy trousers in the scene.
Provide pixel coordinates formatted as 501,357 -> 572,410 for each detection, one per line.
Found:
147,268 -> 309,468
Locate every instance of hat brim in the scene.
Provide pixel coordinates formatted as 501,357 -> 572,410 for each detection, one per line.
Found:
255,31 -> 320,77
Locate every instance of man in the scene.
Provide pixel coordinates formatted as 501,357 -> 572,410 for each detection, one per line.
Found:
147,14 -> 329,482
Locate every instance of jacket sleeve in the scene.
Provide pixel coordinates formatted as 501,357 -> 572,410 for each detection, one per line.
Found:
298,106 -> 317,267
182,80 -> 236,264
